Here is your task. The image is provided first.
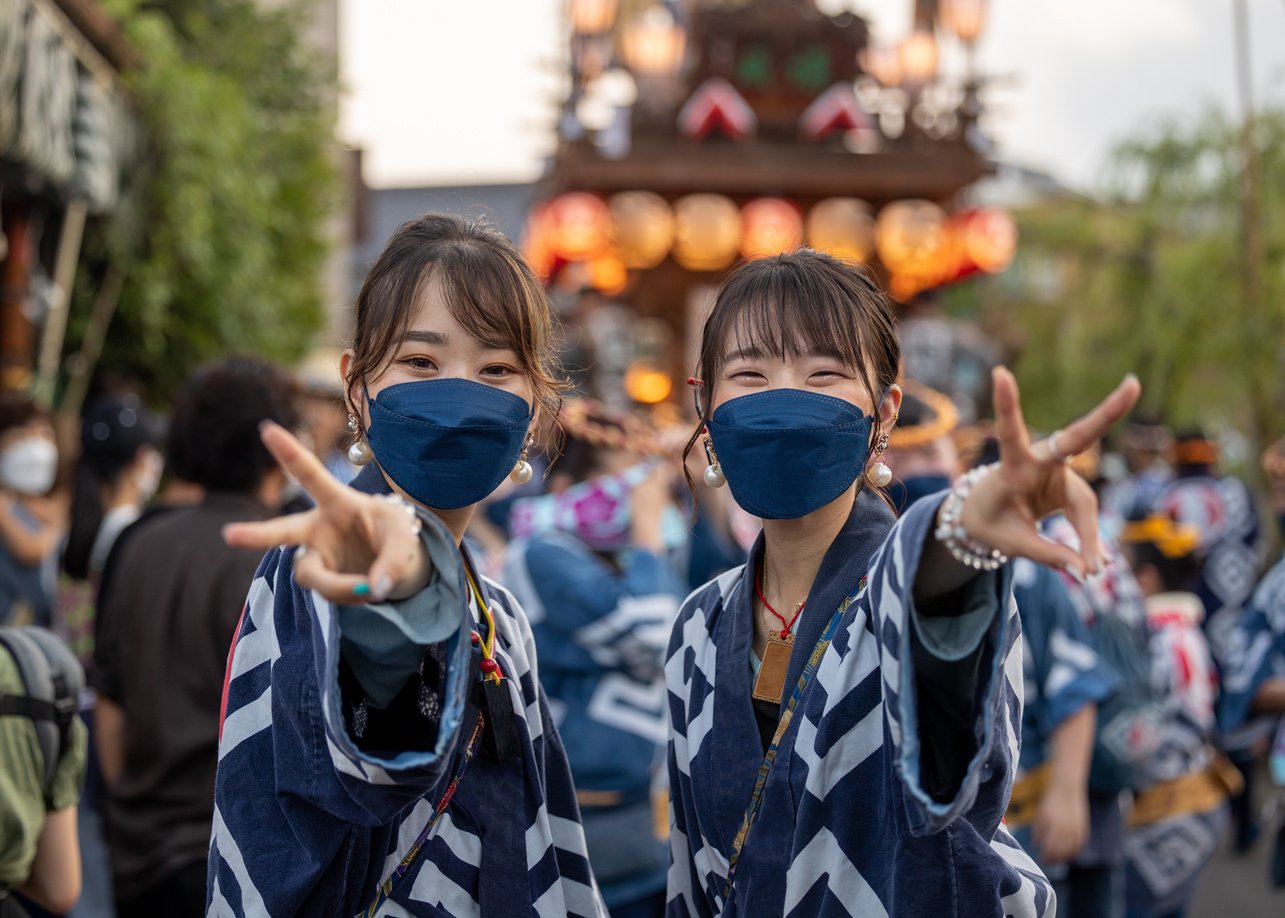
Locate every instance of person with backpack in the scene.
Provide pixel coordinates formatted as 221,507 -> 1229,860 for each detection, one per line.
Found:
1117,512 -> 1238,917
0,626 -> 87,916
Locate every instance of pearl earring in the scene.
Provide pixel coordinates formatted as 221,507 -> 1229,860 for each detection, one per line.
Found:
510,438 -> 534,485
866,433 -> 892,488
346,415 -> 373,466
702,433 -> 726,488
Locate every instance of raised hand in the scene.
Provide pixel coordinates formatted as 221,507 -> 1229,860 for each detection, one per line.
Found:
959,367 -> 1141,579
222,422 -> 431,604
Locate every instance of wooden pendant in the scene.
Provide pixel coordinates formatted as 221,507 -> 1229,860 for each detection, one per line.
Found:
752,632 -> 794,705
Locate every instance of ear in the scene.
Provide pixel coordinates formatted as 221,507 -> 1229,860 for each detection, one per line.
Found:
338,350 -> 364,427
879,384 -> 903,429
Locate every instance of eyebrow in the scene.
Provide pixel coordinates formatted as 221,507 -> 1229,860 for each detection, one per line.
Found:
397,329 -> 514,352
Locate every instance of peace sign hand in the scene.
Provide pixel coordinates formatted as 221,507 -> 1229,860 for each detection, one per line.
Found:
222,422 -> 433,604
957,368 -> 1141,579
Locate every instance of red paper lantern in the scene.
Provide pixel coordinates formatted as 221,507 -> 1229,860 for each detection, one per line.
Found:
546,192 -> 611,261
740,198 -> 803,259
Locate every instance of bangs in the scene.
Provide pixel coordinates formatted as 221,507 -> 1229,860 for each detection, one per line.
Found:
707,255 -> 881,378
427,242 -> 540,358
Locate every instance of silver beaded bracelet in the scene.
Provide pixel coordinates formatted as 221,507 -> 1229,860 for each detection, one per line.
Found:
934,463 -> 1009,572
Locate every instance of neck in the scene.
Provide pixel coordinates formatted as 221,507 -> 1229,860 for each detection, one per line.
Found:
759,484 -> 857,609
105,475 -> 140,512
378,467 -> 473,545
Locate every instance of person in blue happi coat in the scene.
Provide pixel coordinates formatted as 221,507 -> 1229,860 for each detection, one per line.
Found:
504,401 -> 689,918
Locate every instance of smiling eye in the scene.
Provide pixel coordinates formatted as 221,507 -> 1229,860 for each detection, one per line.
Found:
402,356 -> 436,371
481,363 -> 517,378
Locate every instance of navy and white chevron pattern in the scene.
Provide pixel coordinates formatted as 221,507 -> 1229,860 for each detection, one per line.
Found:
666,496 -> 1054,917
208,547 -> 605,917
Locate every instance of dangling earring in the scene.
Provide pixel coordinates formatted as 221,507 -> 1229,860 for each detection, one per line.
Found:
346,414 -> 373,466
866,433 -> 892,488
510,436 -> 534,484
702,432 -> 726,488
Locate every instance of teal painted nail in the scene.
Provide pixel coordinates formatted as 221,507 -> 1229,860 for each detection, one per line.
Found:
353,582 -> 370,597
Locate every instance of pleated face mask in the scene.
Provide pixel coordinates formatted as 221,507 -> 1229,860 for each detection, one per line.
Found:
706,388 -> 876,519
364,378 -> 532,510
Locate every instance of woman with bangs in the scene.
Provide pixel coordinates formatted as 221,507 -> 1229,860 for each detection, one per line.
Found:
666,250 -> 1140,917
208,215 -> 606,916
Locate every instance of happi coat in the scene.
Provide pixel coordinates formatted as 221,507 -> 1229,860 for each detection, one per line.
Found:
665,490 -> 1054,917
207,467 -> 604,917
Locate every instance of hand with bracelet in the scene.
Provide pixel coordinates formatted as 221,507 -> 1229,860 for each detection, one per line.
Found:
222,421 -> 432,604
917,367 -> 1141,599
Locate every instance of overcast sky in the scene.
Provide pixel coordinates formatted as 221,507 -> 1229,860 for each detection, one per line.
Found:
338,0 -> 1285,192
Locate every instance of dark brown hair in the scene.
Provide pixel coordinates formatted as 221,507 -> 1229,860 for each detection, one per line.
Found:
345,213 -> 565,424
683,249 -> 901,499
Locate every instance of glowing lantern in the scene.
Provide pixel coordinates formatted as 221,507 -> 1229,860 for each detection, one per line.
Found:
621,6 -> 687,80
608,191 -> 674,269
624,362 -> 673,404
545,192 -> 610,261
875,200 -> 948,275
942,0 -> 987,45
588,254 -> 629,296
962,207 -> 1018,273
673,194 -> 740,271
898,30 -> 938,88
859,44 -> 902,87
521,203 -> 558,281
568,0 -> 617,35
739,198 -> 803,259
805,198 -> 875,264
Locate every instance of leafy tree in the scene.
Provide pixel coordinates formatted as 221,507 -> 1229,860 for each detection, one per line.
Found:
63,0 -> 340,403
967,104 -> 1285,461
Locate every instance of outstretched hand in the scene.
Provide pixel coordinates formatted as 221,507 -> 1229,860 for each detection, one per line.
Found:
958,368 -> 1141,579
222,422 -> 432,604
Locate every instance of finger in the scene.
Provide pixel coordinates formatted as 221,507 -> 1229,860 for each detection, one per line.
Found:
294,550 -> 375,603
1061,476 -> 1104,574
998,525 -> 1088,580
260,421 -> 350,504
991,367 -> 1031,462
365,516 -> 426,603
223,511 -> 314,551
1034,374 -> 1141,463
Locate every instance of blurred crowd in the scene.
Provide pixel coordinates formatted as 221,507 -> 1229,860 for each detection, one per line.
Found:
0,345 -> 1283,918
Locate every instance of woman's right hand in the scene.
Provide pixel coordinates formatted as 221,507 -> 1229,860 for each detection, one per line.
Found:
222,422 -> 432,604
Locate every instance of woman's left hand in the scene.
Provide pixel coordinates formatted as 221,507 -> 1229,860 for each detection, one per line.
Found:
958,367 -> 1141,579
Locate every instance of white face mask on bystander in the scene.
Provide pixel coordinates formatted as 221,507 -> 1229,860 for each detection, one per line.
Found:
0,437 -> 59,496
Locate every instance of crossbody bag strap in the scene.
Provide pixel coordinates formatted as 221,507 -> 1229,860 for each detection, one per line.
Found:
719,576 -> 868,907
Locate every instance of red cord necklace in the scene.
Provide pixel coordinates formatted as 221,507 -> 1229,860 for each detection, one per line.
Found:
755,563 -> 806,640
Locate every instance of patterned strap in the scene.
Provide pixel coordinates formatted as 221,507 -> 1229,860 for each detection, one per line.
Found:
719,577 -> 867,906
362,713 -> 487,917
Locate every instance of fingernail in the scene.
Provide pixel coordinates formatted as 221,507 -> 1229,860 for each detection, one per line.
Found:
372,575 -> 393,602
1064,565 -> 1086,585
1124,373 -> 1139,385
352,582 -> 370,598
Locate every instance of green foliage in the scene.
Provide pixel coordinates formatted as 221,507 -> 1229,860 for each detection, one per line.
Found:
65,0 -> 340,400
974,105 -> 1285,451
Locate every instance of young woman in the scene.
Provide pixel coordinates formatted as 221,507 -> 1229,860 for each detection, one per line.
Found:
208,215 -> 605,916
667,250 -> 1140,917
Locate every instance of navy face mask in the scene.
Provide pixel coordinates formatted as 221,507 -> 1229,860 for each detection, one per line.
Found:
364,378 -> 532,510
706,389 -> 876,519
887,474 -> 952,516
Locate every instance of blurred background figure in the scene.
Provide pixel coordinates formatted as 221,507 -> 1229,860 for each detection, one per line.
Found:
0,397 -> 66,629
1100,419 -> 1176,542
882,381 -> 962,515
0,626 -> 88,917
90,357 -> 298,918
1158,429 -> 1265,851
1219,438 -> 1285,891
295,347 -> 359,486
503,399 -> 688,918
53,393 -> 164,918
1118,512 -> 1237,918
